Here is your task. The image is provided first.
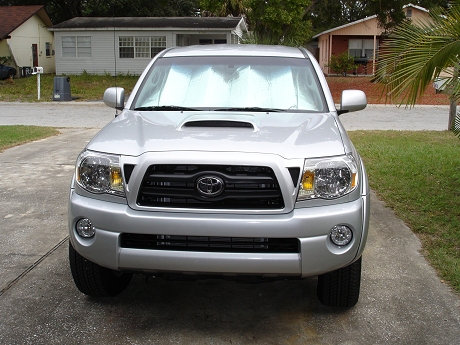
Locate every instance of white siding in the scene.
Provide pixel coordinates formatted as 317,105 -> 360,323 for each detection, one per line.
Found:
54,30 -> 174,76
53,27 -> 241,75
8,15 -> 55,73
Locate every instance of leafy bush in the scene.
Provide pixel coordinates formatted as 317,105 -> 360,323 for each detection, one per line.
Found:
327,52 -> 357,76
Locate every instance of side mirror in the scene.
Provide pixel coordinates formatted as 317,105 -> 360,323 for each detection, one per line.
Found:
103,87 -> 125,110
338,90 -> 367,115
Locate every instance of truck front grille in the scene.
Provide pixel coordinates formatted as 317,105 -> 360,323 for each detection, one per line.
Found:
120,234 -> 299,253
137,164 -> 284,209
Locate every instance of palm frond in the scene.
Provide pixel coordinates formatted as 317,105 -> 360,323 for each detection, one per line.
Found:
374,1 -> 460,106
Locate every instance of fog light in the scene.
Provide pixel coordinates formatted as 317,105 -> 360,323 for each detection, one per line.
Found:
330,225 -> 353,246
76,218 -> 95,238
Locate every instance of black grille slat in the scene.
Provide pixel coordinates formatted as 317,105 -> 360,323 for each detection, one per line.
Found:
144,173 -> 276,184
137,164 -> 284,209
120,234 -> 299,253
140,189 -> 280,199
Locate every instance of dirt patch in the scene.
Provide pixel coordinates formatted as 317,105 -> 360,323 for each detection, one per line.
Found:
326,77 -> 450,105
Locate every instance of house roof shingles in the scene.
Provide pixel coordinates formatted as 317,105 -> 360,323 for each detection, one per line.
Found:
50,17 -> 244,30
0,5 -> 53,40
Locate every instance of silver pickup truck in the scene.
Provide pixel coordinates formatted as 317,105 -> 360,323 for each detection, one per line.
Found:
68,44 -> 369,307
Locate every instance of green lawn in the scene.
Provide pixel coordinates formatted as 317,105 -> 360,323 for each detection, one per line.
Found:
0,125 -> 59,152
349,130 -> 460,292
0,73 -> 138,102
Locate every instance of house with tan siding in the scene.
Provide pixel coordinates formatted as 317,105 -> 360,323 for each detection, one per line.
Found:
0,5 -> 55,77
49,17 -> 248,76
313,4 -> 431,76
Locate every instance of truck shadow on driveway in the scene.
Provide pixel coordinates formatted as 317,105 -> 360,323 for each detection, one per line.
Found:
81,272 -> 336,344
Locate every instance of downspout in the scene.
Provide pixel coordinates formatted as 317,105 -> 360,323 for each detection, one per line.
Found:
38,23 -> 41,66
372,35 -> 376,75
448,66 -> 458,131
328,34 -> 332,75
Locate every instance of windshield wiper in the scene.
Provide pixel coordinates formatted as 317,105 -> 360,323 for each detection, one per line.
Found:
133,105 -> 201,111
214,107 -> 285,112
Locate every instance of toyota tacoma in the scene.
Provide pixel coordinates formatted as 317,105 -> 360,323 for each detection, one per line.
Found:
68,44 -> 370,307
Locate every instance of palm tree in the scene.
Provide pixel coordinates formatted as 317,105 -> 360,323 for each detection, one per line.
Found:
374,1 -> 460,135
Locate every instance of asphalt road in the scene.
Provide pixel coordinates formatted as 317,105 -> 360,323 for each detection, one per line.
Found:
0,102 -> 459,345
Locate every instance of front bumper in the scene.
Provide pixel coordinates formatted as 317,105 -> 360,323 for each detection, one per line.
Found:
69,190 -> 370,278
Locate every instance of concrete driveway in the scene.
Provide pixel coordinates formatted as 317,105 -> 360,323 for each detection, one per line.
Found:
0,102 -> 458,344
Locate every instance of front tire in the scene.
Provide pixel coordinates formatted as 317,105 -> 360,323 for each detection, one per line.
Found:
69,241 -> 132,297
317,256 -> 362,307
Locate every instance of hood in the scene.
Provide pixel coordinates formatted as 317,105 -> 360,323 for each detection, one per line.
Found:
87,110 -> 346,159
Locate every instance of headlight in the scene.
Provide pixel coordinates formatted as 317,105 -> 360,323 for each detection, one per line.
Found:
75,151 -> 125,196
297,154 -> 358,200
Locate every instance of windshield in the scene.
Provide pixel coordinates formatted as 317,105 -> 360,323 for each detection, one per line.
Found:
133,55 -> 327,112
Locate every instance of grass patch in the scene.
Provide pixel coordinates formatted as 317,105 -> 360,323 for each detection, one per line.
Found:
0,74 -> 138,102
0,125 -> 59,152
349,130 -> 460,292
1,74 -> 450,105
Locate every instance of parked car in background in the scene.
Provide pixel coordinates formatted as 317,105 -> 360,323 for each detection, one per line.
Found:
68,44 -> 370,307
0,64 -> 16,79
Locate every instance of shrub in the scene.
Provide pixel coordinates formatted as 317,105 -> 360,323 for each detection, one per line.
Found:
327,52 -> 357,76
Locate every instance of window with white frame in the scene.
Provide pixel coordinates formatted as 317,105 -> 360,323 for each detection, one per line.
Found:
151,36 -> 166,56
77,36 -> 91,57
119,37 -> 134,58
119,36 -> 166,58
349,39 -> 374,59
136,37 -> 150,58
62,36 -> 92,57
62,36 -> 76,57
45,42 -> 52,57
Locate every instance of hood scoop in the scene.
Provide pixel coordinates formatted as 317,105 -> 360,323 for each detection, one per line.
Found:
179,119 -> 257,132
181,120 -> 255,130
178,114 -> 259,132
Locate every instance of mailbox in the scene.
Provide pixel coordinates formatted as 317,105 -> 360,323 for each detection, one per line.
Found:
32,66 -> 44,74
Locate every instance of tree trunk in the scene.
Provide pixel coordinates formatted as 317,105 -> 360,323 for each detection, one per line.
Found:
448,98 -> 456,131
448,66 -> 458,131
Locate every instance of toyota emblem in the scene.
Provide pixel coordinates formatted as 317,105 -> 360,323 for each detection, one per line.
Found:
196,176 -> 224,197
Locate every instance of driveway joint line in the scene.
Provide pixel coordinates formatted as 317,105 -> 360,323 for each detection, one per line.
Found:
0,236 -> 69,297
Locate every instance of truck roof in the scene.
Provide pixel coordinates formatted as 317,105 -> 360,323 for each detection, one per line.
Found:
162,44 -> 309,59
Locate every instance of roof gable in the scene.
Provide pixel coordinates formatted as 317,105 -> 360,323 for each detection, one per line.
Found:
313,4 -> 429,39
313,15 -> 378,38
50,17 -> 246,31
0,5 -> 53,40
403,3 -> 429,13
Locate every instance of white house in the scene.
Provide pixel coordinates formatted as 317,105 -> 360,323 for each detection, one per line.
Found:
49,17 -> 248,76
0,5 -> 55,76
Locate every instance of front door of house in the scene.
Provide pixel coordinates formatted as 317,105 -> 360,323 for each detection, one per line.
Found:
32,44 -> 38,67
